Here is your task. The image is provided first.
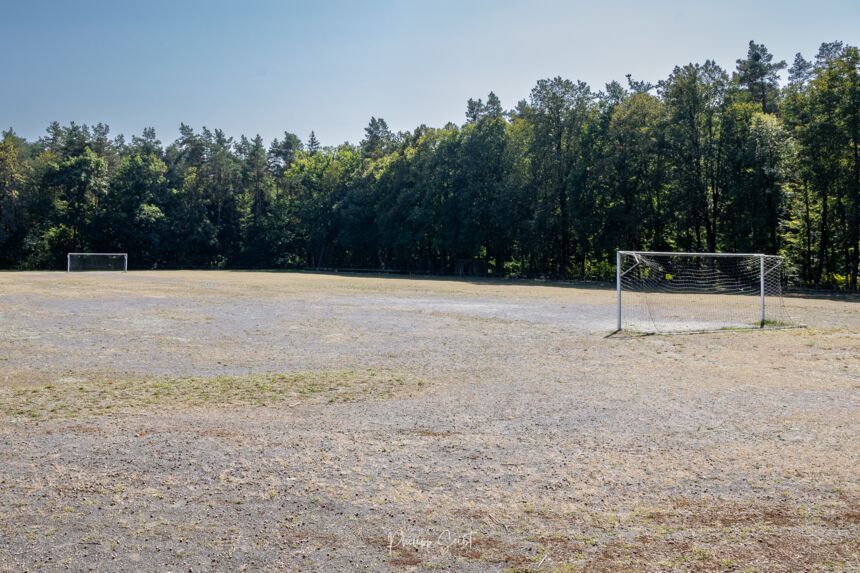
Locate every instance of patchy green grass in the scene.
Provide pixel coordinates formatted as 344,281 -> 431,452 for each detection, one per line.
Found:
717,320 -> 801,331
0,369 -> 424,420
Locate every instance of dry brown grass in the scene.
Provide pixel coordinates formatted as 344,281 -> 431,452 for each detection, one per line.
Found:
0,369 -> 423,420
0,271 -> 858,572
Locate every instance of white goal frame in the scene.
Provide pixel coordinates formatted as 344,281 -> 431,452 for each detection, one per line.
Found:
616,250 -> 787,332
67,253 -> 128,273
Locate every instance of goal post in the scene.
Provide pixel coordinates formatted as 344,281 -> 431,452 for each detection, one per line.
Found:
67,253 -> 128,273
616,251 -> 795,333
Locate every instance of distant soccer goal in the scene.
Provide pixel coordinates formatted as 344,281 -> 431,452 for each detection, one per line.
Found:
616,251 -> 795,333
67,253 -> 128,273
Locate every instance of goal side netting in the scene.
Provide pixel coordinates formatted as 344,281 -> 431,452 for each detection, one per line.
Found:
67,253 -> 128,272
616,251 -> 795,333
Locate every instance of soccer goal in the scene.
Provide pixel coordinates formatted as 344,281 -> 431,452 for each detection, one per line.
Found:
616,251 -> 795,333
67,253 -> 128,273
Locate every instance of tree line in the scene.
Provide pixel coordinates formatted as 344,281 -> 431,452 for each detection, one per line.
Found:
1,41 -> 858,288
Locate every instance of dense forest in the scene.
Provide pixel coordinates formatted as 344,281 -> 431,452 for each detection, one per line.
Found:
1,41 -> 859,288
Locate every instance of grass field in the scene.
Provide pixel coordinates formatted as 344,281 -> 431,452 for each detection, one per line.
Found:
1,271 -> 859,572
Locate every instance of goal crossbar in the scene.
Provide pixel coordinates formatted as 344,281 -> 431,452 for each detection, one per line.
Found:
617,250 -> 782,258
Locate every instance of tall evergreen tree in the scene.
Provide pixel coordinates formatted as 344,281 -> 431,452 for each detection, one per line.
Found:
306,131 -> 321,155
736,41 -> 786,113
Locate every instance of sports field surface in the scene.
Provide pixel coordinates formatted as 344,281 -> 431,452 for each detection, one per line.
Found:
1,271 -> 858,572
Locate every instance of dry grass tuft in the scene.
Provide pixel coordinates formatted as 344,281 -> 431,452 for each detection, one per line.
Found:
0,369 -> 424,420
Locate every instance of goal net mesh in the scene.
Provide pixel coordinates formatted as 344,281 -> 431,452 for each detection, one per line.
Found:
619,252 -> 795,333
68,253 -> 127,272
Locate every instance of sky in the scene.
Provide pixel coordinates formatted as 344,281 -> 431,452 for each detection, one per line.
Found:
2,0 -> 859,147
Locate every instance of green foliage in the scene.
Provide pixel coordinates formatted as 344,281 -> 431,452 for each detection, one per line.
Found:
0,131 -> 30,265
736,40 -> 787,112
2,40 -> 859,289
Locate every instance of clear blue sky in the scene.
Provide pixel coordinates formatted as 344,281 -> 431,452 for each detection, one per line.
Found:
2,0 -> 858,146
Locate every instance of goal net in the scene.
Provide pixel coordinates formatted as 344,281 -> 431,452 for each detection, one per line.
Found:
616,251 -> 795,333
67,253 -> 128,272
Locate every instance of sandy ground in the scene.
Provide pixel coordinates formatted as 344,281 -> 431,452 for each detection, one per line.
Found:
0,270 -> 858,572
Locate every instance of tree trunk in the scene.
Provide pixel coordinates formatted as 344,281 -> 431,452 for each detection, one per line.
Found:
803,183 -> 813,285
556,135 -> 570,278
816,184 -> 829,287
850,119 -> 860,289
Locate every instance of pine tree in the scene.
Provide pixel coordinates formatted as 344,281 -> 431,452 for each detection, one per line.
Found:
307,131 -> 320,155
736,41 -> 786,112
